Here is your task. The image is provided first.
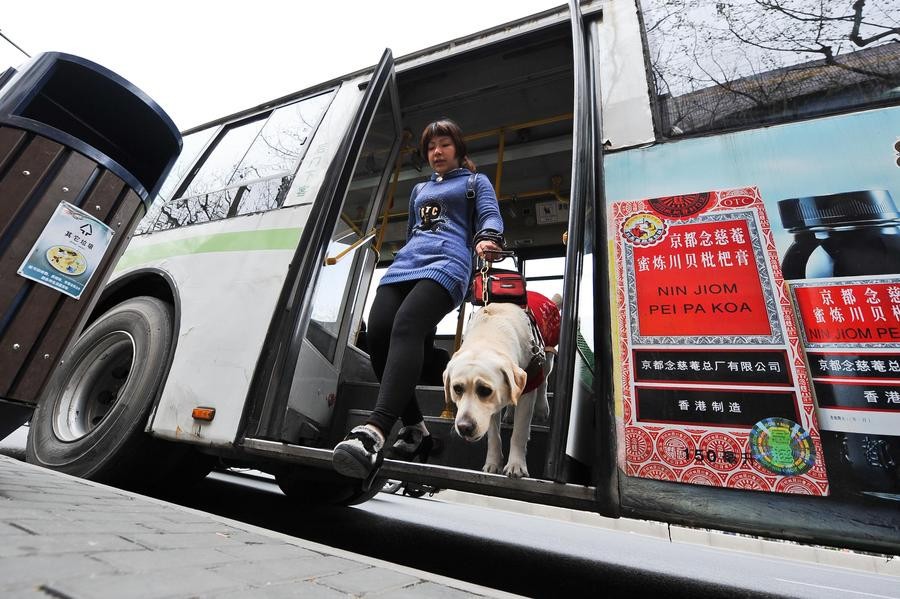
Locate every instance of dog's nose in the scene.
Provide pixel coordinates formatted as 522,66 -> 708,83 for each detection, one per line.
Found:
456,419 -> 475,438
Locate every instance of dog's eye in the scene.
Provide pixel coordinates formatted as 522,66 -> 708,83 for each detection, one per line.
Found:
476,385 -> 492,398
453,384 -> 464,396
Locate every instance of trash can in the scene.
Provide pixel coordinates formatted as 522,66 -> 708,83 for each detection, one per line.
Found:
0,52 -> 181,417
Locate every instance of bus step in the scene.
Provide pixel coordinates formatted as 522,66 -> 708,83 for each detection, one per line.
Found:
346,409 -> 551,479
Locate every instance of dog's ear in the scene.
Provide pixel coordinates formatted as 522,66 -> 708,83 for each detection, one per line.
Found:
505,362 -> 528,406
443,365 -> 452,403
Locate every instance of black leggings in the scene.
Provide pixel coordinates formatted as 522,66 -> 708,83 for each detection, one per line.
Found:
366,279 -> 454,434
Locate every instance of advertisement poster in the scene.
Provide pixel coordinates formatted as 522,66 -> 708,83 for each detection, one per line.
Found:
612,187 -> 826,495
17,202 -> 114,300
605,106 -> 900,502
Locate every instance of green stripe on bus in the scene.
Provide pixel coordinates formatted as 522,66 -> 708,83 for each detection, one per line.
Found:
114,228 -> 302,271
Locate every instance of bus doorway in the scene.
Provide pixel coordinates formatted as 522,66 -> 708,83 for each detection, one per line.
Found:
244,12 -> 599,505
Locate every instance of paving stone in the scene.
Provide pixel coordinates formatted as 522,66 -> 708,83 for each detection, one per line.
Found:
0,532 -> 143,557
11,518 -> 158,535
124,531 -> 248,550
1,491 -> 133,503
0,506 -> 70,520
55,509 -> 173,522
0,554 -> 116,586
136,519 -> 238,534
379,581 -> 488,598
215,542 -> 322,561
0,585 -> 51,598
63,504 -> 172,514
212,554 -> 369,586
202,580 -> 348,599
317,565 -> 421,595
47,567 -> 245,599
91,547 -> 244,572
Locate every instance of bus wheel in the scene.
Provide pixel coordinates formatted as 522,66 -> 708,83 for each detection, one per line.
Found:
26,296 -> 175,488
275,465 -> 385,506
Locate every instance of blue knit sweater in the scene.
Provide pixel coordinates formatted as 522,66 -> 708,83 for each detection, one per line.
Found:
380,168 -> 504,306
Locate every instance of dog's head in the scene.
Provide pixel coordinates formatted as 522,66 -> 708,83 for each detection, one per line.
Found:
443,350 -> 527,442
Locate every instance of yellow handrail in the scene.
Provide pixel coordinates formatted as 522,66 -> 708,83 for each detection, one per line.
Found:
324,228 -> 378,265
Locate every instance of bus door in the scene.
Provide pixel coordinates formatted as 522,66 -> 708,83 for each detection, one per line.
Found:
243,50 -> 402,445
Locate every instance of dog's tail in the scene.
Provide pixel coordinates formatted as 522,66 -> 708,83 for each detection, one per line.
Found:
551,293 -> 562,310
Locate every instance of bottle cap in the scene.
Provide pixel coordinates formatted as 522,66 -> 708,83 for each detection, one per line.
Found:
778,190 -> 899,231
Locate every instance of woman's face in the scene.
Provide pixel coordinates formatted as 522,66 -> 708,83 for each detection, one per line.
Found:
427,135 -> 458,175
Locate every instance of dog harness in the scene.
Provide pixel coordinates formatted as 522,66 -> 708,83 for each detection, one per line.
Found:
522,290 -> 561,394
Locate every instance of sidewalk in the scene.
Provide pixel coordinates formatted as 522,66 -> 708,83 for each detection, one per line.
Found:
0,456 -> 519,598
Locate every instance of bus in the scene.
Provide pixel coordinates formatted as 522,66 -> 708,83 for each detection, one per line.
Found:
21,0 -> 900,555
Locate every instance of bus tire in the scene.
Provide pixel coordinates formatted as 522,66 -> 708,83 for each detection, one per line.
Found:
26,296 -> 175,488
275,465 -> 385,506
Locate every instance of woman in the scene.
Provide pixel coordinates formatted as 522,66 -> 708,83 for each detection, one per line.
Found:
333,118 -> 505,483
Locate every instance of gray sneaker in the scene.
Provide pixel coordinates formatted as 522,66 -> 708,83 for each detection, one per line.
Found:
333,425 -> 384,480
389,426 -> 443,462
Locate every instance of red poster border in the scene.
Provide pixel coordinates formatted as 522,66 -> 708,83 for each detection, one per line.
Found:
612,187 -> 826,496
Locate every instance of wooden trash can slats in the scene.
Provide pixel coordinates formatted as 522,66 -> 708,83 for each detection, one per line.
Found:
0,127 -> 28,170
0,52 -> 180,409
0,146 -> 97,311
0,135 -> 67,243
0,157 -> 130,398
6,189 -> 142,403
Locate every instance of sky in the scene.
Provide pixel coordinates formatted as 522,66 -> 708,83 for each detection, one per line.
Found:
0,1 -> 564,131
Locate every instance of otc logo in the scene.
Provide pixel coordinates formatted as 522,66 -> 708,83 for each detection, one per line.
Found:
622,213 -> 667,247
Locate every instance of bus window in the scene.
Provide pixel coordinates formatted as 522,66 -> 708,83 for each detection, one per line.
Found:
180,116 -> 267,198
136,126 -> 216,234
147,91 -> 334,231
230,92 -> 334,214
157,127 -> 217,203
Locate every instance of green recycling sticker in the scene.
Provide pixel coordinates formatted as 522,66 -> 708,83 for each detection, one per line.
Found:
749,417 -> 815,476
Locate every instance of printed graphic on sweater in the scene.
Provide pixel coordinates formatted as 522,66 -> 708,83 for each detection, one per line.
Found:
417,200 -> 445,231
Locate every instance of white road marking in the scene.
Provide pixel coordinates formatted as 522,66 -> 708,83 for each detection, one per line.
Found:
775,578 -> 899,599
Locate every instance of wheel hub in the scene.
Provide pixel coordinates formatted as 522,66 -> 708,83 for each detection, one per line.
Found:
52,331 -> 135,442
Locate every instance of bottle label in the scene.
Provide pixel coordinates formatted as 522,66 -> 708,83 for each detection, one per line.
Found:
788,276 -> 900,436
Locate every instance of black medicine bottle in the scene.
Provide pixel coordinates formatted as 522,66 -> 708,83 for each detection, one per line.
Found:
780,190 -> 900,279
779,190 -> 900,498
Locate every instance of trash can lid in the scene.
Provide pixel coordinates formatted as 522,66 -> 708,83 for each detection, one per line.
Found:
0,52 -> 182,208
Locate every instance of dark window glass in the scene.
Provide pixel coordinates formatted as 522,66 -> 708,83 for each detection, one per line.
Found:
307,88 -> 398,361
640,0 -> 900,137
231,93 -> 333,184
181,117 -> 267,198
135,128 -> 216,234
144,91 -> 334,233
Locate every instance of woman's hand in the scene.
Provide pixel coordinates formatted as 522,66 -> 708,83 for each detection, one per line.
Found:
475,240 -> 503,261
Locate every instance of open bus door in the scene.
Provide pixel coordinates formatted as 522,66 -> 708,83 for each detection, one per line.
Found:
241,49 -> 403,503
546,0 -> 619,517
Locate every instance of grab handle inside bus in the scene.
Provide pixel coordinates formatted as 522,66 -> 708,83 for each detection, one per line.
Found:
324,228 -> 378,265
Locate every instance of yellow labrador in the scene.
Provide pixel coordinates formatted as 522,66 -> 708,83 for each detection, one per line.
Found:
443,301 -> 557,478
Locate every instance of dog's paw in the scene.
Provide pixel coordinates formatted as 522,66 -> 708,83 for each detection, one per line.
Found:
503,460 -> 529,479
483,461 -> 503,474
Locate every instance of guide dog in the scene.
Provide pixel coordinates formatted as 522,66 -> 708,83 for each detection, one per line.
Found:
443,293 -> 560,478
